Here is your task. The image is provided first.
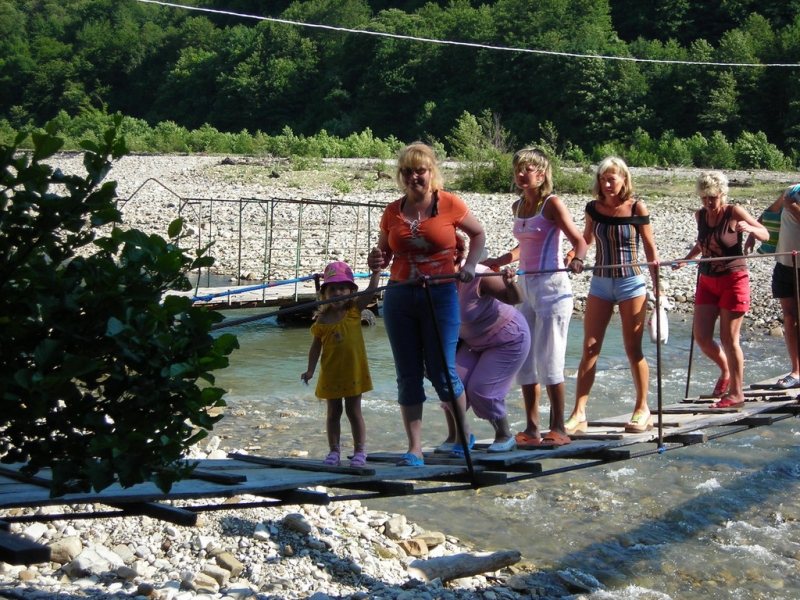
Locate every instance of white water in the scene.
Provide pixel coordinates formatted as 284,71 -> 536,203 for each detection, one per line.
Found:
210,310 -> 800,599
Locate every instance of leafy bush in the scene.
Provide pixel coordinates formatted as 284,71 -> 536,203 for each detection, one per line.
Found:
590,141 -> 627,163
555,168 -> 593,195
624,129 -> 660,167
656,131 -> 694,167
453,153 -> 514,193
148,120 -> 191,153
733,131 -> 792,170
0,120 -> 16,147
449,110 -> 515,192
0,117 -> 238,496
6,110 -> 795,172
705,131 -> 737,169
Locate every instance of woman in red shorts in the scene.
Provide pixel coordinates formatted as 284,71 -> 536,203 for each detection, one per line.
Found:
675,171 -> 768,407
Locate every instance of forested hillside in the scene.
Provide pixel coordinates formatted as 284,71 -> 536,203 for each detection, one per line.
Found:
3,0 -> 800,162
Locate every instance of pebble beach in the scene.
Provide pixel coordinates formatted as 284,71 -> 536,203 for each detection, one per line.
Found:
6,153 -> 800,600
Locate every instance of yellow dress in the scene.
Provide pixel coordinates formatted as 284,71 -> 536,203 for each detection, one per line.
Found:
310,305 -> 373,399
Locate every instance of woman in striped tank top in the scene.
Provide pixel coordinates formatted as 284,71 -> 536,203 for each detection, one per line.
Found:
565,157 -> 660,434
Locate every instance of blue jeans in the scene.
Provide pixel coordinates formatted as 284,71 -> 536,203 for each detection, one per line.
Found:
383,282 -> 464,406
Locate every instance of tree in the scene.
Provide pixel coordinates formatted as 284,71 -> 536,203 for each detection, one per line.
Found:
0,116 -> 238,496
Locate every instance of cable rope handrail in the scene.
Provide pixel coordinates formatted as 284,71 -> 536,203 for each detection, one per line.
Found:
137,0 -> 800,69
203,249 -> 800,329
190,275 -> 316,303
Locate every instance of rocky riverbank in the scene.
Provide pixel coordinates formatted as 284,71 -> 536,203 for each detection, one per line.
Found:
7,477 -> 600,600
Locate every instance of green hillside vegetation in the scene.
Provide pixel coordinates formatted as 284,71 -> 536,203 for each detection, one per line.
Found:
3,0 -> 800,187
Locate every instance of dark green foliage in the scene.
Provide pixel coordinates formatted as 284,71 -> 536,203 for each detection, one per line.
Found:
0,116 -> 238,496
3,0 -> 800,164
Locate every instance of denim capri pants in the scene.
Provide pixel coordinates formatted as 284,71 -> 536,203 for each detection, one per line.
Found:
382,281 -> 465,406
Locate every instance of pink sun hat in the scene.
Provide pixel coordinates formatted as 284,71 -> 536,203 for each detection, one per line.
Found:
321,261 -> 358,291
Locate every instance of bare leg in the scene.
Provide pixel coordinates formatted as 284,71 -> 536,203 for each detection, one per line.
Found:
718,309 -> 746,401
520,383 -> 541,439
442,405 -> 457,443
546,382 -> 567,435
693,303 -> 729,386
326,399 -> 344,449
344,395 -> 366,448
452,391 -> 472,446
400,403 -> 423,459
568,294 -> 614,423
779,297 -> 800,377
618,294 -> 649,417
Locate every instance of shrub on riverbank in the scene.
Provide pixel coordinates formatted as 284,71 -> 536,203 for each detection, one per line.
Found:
2,109 -> 794,194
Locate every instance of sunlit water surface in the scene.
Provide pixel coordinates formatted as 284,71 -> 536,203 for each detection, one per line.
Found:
209,308 -> 800,600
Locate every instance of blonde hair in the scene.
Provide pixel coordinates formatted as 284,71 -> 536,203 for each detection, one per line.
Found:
396,143 -> 443,192
512,147 -> 553,197
696,171 -> 729,198
593,156 -> 633,201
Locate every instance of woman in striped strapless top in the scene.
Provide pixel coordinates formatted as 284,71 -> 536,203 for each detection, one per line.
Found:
565,157 -> 660,435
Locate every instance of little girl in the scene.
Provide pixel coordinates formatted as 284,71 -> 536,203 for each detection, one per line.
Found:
301,261 -> 381,467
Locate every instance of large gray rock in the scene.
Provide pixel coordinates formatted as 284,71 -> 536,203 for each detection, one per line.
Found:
48,537 -> 83,564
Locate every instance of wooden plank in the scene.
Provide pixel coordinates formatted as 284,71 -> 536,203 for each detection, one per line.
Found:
588,420 -> 681,428
768,405 -> 800,415
0,465 -> 54,489
664,432 -> 708,445
726,415 -> 774,427
567,433 -> 626,440
764,394 -> 797,403
749,383 -> 798,390
268,489 -> 330,505
0,530 -> 50,566
110,502 -> 197,527
599,449 -> 632,460
228,453 -> 376,476
662,405 -> 744,414
474,455 -> 535,468
483,462 -> 543,474
334,481 -> 415,495
422,471 -> 508,487
189,469 -> 247,484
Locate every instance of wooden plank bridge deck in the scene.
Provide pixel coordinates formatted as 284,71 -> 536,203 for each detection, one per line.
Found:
2,383 -> 799,564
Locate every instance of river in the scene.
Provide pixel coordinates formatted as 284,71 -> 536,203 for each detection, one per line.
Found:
208,307 -> 800,600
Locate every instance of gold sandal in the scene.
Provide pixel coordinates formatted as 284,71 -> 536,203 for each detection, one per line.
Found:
564,416 -> 588,435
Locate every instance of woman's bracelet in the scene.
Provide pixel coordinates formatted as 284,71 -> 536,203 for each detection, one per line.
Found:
572,257 -> 584,263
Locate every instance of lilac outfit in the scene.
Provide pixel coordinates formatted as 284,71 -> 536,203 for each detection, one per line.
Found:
455,265 -> 531,420
514,196 -> 573,386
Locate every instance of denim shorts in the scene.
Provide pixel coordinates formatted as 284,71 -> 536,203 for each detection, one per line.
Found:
382,281 -> 464,406
589,274 -> 646,303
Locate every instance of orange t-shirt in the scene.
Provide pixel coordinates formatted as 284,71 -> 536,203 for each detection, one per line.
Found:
380,190 -> 470,282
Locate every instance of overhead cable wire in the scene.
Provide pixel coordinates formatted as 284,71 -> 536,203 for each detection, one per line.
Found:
137,0 -> 800,68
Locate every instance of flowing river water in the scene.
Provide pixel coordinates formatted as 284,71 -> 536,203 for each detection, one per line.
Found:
207,306 -> 800,600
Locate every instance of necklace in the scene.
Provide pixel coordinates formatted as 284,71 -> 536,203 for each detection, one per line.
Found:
405,212 -> 423,238
401,195 -> 433,238
517,195 -> 543,227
